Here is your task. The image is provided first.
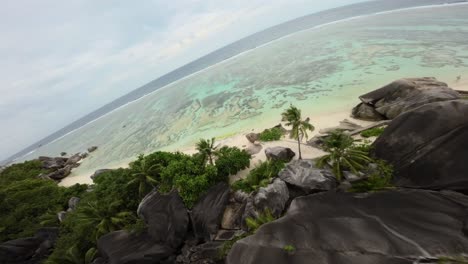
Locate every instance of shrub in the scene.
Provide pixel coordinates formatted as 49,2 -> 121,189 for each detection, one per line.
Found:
350,160 -> 394,193
259,127 -> 283,141
245,209 -> 276,232
231,161 -> 285,193
0,160 -> 50,186
360,127 -> 385,138
215,146 -> 251,179
283,245 -> 296,254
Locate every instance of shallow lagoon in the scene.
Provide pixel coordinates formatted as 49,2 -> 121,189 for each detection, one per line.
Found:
21,4 -> 468,177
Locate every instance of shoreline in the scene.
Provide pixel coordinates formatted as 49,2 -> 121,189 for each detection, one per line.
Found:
59,81 -> 468,187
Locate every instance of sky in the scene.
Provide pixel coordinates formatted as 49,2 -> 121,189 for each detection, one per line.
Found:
0,0 -> 365,161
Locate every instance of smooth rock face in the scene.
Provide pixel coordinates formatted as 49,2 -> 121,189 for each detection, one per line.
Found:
253,178 -> 289,217
227,190 -> 468,264
352,103 -> 385,121
97,231 -> 173,264
353,77 -> 460,120
278,160 -> 337,194
265,147 -> 295,162
191,183 -> 230,242
0,228 -> 58,264
137,190 -> 189,248
245,144 -> 262,155
246,133 -> 259,144
372,100 -> 468,191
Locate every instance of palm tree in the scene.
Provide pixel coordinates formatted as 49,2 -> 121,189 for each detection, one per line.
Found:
196,138 -> 217,165
316,131 -> 372,181
128,154 -> 160,198
54,245 -> 96,264
75,201 -> 135,241
281,105 -> 314,160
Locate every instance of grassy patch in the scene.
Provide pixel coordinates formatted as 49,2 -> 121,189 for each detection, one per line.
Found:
360,127 -> 386,138
231,161 -> 285,193
259,127 -> 283,141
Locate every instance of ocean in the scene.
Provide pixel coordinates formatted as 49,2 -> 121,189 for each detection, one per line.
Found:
4,0 -> 468,178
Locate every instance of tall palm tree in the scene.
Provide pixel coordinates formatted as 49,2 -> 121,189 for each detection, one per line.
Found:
316,131 -> 372,181
75,201 -> 135,241
196,138 -> 217,165
128,155 -> 160,198
281,105 -> 314,160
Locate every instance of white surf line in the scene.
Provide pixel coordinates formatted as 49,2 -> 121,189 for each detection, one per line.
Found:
33,1 -> 468,152
356,209 -> 432,259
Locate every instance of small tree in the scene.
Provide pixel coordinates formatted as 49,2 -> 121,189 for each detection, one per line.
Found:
316,131 -> 372,181
281,105 -> 314,159
196,138 -> 217,165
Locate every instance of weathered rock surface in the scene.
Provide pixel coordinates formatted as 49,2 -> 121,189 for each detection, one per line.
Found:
65,153 -> 82,167
227,190 -> 468,264
43,165 -> 72,180
176,241 -> 224,264
98,231 -> 174,264
88,146 -> 98,152
253,178 -> 289,217
38,156 -> 67,170
372,100 -> 468,191
319,119 -> 363,134
246,133 -> 259,144
68,197 -> 80,211
265,147 -> 295,162
137,190 -> 189,248
278,160 -> 337,194
0,227 -> 59,264
191,183 -> 230,242
245,144 -> 262,155
352,103 -> 385,121
353,77 -> 460,120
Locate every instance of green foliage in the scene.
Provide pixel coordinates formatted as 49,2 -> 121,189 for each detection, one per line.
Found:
259,127 -> 283,141
437,256 -> 468,264
316,131 -> 372,181
246,209 -> 276,232
215,146 -> 251,178
283,245 -> 296,254
350,160 -> 394,193
231,161 -> 285,193
219,233 -> 248,259
128,154 -> 160,198
173,165 -> 218,208
196,138 -> 217,165
360,127 -> 385,138
281,105 -> 315,159
0,160 -> 50,186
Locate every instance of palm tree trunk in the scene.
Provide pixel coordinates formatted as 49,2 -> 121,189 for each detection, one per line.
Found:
297,138 -> 302,160
209,155 -> 213,165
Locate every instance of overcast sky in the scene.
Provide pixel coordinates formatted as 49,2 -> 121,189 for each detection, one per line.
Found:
0,0 -> 365,160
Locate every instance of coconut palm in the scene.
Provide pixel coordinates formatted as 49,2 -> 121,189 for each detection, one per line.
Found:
128,154 -> 160,198
196,138 -> 217,165
316,131 -> 372,181
281,105 -> 315,160
75,201 -> 135,241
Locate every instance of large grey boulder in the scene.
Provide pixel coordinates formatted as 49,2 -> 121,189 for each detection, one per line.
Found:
278,160 -> 337,195
97,231 -> 174,264
65,153 -> 82,167
191,183 -> 230,242
265,147 -> 295,162
0,227 -> 58,264
137,190 -> 189,248
253,178 -> 289,217
352,103 -> 385,121
38,156 -> 67,170
43,165 -> 72,180
353,77 -> 460,120
246,133 -> 259,144
372,100 -> 468,191
227,190 -> 468,264
68,197 -> 80,211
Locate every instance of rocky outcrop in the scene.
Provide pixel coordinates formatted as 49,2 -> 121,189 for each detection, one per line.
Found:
65,153 -> 82,167
137,190 -> 189,248
227,190 -> 468,264
246,133 -> 259,144
98,231 -> 174,264
265,147 -> 295,162
253,178 -> 289,217
39,156 -> 68,170
191,183 -> 230,242
176,241 -> 224,264
0,227 -> 59,264
372,100 -> 468,191
43,165 -> 72,180
278,160 -> 337,195
352,77 -> 460,120
68,197 -> 80,211
88,146 -> 98,152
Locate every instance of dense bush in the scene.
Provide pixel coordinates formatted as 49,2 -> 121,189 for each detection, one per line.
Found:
215,146 -> 251,178
0,160 -> 50,186
231,160 -> 285,193
360,127 -> 385,138
350,160 -> 394,193
259,127 -> 283,141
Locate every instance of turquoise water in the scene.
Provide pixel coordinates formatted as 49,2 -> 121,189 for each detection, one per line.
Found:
20,4 -> 468,177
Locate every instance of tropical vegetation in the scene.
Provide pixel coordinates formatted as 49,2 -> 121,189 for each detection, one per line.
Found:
281,105 -> 314,159
231,160 -> 285,193
360,126 -> 386,138
259,127 -> 283,141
